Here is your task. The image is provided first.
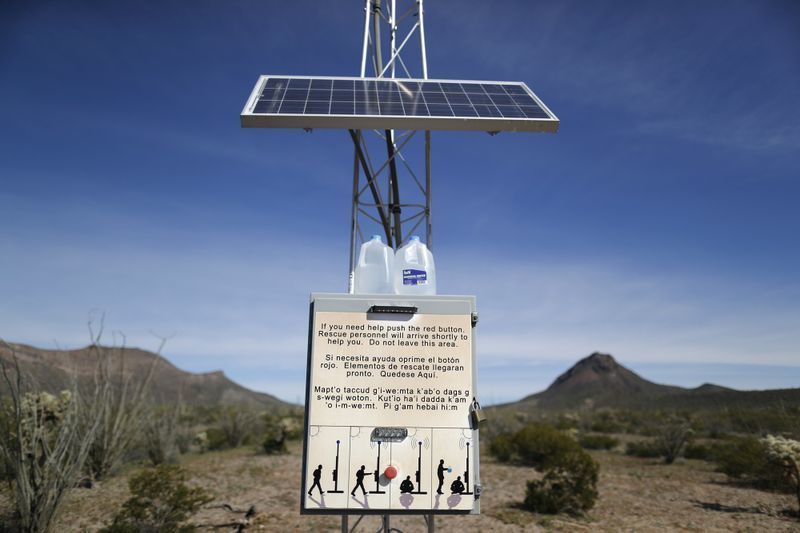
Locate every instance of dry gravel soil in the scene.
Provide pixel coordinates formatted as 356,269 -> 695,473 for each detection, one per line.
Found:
2,441 -> 798,532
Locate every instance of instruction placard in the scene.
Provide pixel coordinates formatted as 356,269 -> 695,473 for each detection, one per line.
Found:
309,311 -> 473,428
302,295 -> 479,514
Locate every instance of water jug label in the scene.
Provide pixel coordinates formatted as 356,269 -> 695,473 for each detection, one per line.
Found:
402,269 -> 428,285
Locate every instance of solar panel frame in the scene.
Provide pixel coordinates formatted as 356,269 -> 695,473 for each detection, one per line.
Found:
241,75 -> 559,133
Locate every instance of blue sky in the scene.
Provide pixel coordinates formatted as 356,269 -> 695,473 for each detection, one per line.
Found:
1,0 -> 798,404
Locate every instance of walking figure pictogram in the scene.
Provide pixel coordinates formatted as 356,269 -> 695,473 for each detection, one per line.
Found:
351,465 -> 367,497
308,465 -> 324,496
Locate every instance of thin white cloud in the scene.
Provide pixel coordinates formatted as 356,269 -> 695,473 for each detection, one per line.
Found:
2,192 -> 798,402
440,252 -> 800,367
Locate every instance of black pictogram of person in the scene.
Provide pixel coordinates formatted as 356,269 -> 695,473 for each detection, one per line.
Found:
351,465 -> 367,496
436,459 -> 445,494
450,475 -> 465,495
308,465 -> 324,496
400,475 -> 414,493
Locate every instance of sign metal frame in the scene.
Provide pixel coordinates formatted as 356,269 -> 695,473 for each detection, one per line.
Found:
301,293 -> 480,516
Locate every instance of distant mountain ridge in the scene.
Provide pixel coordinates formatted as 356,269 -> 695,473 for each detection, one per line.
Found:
0,342 -> 291,408
509,352 -> 800,411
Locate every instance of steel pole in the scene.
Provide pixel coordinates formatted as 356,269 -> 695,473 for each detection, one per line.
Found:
425,130 -> 431,248
360,0 -> 371,76
417,0 -> 428,79
348,133 -> 361,293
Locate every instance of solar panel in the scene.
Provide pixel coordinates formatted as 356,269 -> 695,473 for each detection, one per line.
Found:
241,76 -> 559,133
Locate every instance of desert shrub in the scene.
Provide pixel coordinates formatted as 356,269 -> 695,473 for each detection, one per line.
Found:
714,435 -> 790,491
701,415 -> 730,440
513,423 -> 581,469
175,423 -> 196,455
204,427 -> 229,451
261,415 -> 292,455
100,465 -> 211,533
278,413 -> 303,440
762,435 -> 800,513
655,422 -> 693,464
489,433 -> 515,463
625,423 -> 692,464
578,434 -> 619,451
492,422 -> 600,515
262,433 -> 287,454
523,447 -> 599,515
0,448 -> 11,486
217,407 -> 255,449
0,346 -> 105,533
0,405 -> 11,486
715,436 -> 769,478
259,412 -> 302,455
683,440 -> 729,462
553,413 -> 580,431
726,407 -> 800,437
490,423 -> 581,468
683,442 -> 713,461
588,411 -> 623,434
142,406 -> 181,466
86,335 -> 158,480
625,439 -> 661,458
193,431 -> 209,453
481,407 -> 525,444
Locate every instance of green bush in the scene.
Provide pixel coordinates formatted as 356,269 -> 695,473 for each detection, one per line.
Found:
216,407 -> 254,449
0,404 -> 10,483
100,465 -> 212,533
142,407 -> 180,466
624,423 -> 692,464
726,407 -> 800,437
588,412 -> 623,434
625,439 -> 661,458
204,427 -> 229,451
523,448 -> 599,515
683,440 -> 730,462
655,422 -> 693,464
610,410 -> 648,435
261,415 -> 293,455
480,407 -> 525,445
683,442 -> 714,461
553,413 -> 580,431
714,436 -> 789,490
714,436 -> 768,478
513,423 -> 581,469
262,434 -> 287,454
278,414 -> 303,441
491,423 -> 600,516
0,456 -> 10,486
489,423 -> 581,468
578,434 -> 619,451
489,433 -> 515,463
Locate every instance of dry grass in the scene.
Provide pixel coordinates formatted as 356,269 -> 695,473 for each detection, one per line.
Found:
2,441 -> 798,532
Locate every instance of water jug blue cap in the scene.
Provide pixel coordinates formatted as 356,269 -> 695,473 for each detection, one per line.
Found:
371,235 -> 382,241
411,235 -> 420,241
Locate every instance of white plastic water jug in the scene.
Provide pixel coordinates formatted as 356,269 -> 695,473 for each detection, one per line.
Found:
394,236 -> 436,295
354,235 -> 394,294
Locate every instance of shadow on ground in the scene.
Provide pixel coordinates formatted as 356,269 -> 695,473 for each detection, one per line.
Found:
691,499 -> 798,520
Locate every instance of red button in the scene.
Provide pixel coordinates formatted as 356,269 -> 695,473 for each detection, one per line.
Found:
384,466 -> 398,479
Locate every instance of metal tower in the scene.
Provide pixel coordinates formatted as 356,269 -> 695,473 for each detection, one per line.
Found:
348,5 -> 433,529
347,0 -> 432,293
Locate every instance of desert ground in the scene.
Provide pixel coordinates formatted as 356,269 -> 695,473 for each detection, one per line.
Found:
4,440 -> 796,532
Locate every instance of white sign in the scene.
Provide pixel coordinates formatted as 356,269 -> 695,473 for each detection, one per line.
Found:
302,302 -> 478,514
